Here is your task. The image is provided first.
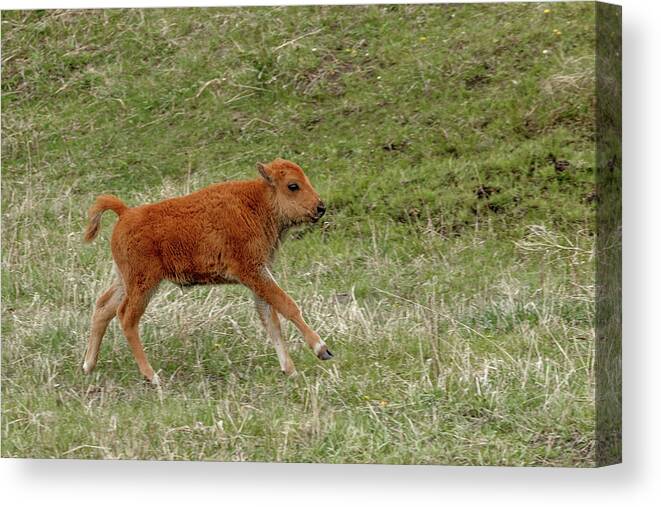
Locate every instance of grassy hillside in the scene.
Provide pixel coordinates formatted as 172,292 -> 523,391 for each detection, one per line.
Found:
2,3 -> 597,465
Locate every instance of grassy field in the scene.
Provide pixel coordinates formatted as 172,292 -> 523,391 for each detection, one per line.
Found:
1,3 -> 597,465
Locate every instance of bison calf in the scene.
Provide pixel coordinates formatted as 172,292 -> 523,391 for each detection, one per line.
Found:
83,158 -> 332,385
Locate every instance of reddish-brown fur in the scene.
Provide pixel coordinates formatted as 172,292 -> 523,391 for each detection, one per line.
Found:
83,159 -> 331,384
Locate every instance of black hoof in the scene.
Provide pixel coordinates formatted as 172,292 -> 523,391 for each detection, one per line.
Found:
318,348 -> 334,360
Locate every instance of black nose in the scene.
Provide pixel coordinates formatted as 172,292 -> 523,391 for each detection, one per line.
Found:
317,202 -> 326,216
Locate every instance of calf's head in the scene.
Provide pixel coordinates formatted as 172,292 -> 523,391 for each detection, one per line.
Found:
257,159 -> 325,226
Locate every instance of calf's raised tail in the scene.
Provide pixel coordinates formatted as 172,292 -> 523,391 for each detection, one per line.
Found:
84,195 -> 128,242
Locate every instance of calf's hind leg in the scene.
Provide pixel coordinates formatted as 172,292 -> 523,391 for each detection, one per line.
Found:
117,282 -> 160,385
83,280 -> 124,374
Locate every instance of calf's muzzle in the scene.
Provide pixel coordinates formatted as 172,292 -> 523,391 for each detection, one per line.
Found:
313,201 -> 326,221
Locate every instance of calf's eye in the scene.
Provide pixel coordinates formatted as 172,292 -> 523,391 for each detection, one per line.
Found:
287,183 -> 300,191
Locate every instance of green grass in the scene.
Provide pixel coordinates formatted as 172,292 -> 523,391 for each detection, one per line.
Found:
2,3 -> 597,465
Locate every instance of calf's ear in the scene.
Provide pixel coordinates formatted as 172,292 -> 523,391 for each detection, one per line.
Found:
257,162 -> 274,185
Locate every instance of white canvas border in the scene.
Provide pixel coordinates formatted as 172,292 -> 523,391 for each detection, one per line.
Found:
1,0 -> 659,506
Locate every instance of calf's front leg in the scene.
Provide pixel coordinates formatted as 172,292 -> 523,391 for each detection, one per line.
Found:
255,296 -> 296,376
243,272 -> 333,361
